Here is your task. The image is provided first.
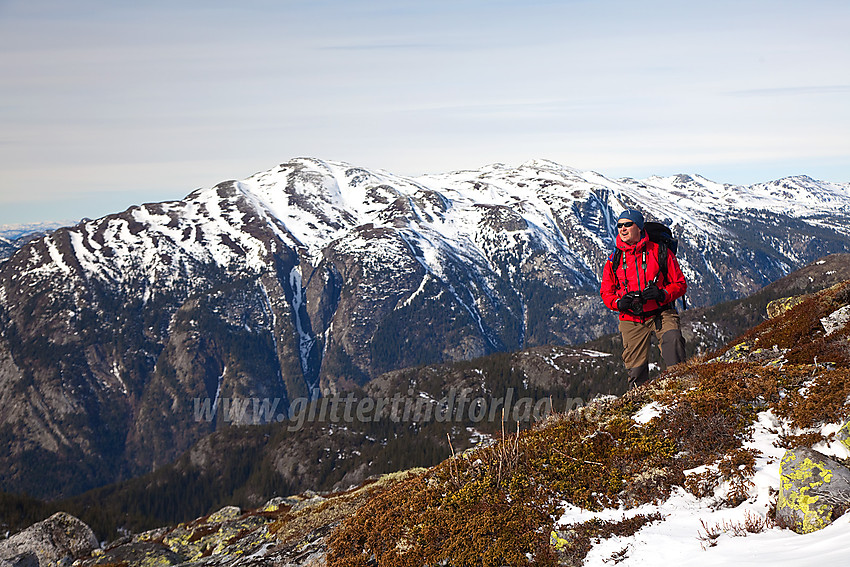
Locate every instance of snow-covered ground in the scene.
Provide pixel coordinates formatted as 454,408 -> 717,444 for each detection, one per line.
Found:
561,408 -> 850,566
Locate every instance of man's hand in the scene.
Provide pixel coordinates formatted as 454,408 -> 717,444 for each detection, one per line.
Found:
642,282 -> 666,303
617,291 -> 643,314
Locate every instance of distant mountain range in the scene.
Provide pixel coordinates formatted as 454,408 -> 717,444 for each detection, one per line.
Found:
1,157 -> 849,498
0,221 -> 74,261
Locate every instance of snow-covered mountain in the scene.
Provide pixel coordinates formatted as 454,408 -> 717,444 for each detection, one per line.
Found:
1,157 -> 849,497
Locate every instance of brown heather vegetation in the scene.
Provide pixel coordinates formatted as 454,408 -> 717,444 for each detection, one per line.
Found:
325,281 -> 850,566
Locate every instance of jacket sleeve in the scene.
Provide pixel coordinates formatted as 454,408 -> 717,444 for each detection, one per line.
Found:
599,257 -> 621,311
660,251 -> 687,303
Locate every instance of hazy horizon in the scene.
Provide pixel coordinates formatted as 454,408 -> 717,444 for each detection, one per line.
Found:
2,0 -> 848,225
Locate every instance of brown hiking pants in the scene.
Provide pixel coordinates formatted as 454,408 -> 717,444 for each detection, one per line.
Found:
619,310 -> 686,387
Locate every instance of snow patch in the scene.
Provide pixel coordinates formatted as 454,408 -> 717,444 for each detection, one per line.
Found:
632,401 -> 664,424
289,265 -> 318,392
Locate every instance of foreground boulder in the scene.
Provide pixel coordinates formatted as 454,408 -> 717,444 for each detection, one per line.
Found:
777,447 -> 850,534
0,512 -> 98,567
837,420 -> 850,455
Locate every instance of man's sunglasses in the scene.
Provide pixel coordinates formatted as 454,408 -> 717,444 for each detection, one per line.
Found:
617,221 -> 635,229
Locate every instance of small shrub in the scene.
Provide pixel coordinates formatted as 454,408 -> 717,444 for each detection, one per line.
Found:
684,469 -> 722,499
776,431 -> 825,449
698,511 -> 774,550
774,368 -> 850,429
717,448 -> 760,506
552,513 -> 664,565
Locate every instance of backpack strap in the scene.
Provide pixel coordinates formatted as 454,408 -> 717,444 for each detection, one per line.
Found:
653,240 -> 688,310
654,241 -> 668,285
610,249 -> 625,287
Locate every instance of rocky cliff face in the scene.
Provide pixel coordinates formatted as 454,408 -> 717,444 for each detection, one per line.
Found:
1,157 -> 849,498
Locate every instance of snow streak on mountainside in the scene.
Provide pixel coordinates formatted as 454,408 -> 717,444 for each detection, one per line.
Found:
0,157 -> 849,498
0,222 -> 72,262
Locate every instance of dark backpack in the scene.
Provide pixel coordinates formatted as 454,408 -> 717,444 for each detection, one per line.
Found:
611,221 -> 687,309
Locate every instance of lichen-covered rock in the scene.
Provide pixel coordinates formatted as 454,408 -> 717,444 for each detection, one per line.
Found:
77,507 -> 287,567
86,541 -> 185,566
712,340 -> 788,366
261,497 -> 288,512
289,491 -> 326,513
161,513 -> 273,561
767,296 -> 806,319
714,341 -> 752,362
776,448 -> 850,534
0,512 -> 98,567
206,506 -> 242,524
837,420 -> 850,454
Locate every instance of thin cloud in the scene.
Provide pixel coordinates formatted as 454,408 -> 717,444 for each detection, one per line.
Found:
318,42 -> 442,51
728,85 -> 850,97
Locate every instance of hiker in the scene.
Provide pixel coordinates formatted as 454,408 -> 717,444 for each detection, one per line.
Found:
600,209 -> 687,387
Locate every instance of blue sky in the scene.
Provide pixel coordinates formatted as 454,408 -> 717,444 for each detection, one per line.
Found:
1,0 -> 848,226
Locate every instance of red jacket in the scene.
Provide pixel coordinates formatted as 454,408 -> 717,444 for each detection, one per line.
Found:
600,232 -> 687,322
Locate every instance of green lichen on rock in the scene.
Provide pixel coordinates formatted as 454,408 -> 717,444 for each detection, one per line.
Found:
0,512 -> 98,567
160,509 -> 273,561
83,504 -> 283,566
86,541 -> 185,567
549,529 -> 569,553
716,341 -> 751,362
766,296 -> 805,319
836,420 -> 850,454
206,505 -> 242,524
261,497 -> 288,512
776,448 -> 850,534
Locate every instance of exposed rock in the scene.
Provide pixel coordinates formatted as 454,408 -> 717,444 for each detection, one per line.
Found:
776,447 -> 850,534
0,512 -> 97,567
710,340 -> 788,366
206,506 -> 242,524
86,541 -> 184,566
160,512 -> 272,562
288,491 -> 326,513
821,304 -> 850,336
261,497 -> 288,512
72,471 -> 419,567
837,420 -> 850,455
766,295 -> 805,319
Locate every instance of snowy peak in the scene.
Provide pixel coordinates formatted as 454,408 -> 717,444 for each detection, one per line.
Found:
747,175 -> 850,212
632,171 -> 850,223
